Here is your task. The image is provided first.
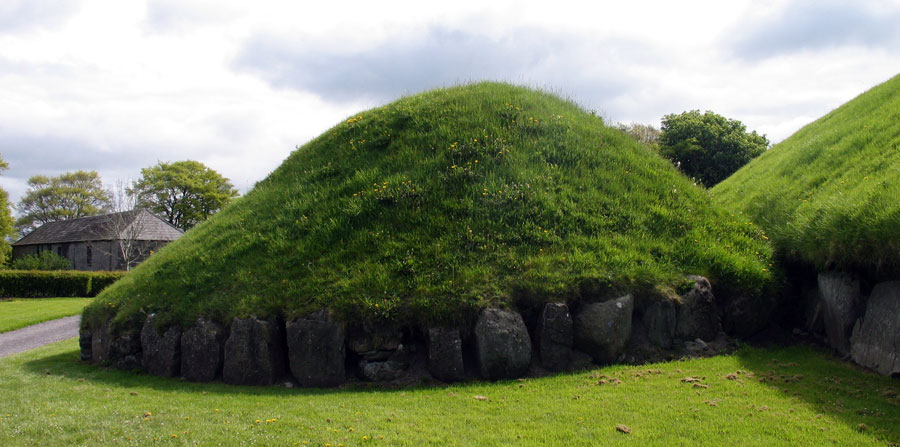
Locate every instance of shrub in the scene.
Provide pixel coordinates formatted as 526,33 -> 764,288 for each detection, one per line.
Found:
660,110 -> 768,187
0,270 -> 126,298
11,251 -> 72,271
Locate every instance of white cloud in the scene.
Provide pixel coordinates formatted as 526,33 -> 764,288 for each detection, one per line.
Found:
1,0 -> 899,211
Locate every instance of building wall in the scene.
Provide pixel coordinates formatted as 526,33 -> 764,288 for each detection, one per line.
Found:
11,239 -> 173,271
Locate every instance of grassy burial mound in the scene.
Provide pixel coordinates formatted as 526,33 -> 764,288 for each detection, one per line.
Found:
712,74 -> 900,278
82,82 -> 774,385
712,74 -> 900,375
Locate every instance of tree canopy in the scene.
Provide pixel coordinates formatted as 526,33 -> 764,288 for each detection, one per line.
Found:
15,170 -> 112,235
0,155 -> 15,264
659,110 -> 769,187
130,160 -> 238,231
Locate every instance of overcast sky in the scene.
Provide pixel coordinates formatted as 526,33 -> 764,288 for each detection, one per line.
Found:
2,0 -> 899,210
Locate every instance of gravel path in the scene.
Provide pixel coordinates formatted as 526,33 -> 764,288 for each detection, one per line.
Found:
0,316 -> 81,359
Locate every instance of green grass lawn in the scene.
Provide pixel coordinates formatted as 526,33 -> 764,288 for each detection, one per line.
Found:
1,340 -> 896,446
0,298 -> 93,333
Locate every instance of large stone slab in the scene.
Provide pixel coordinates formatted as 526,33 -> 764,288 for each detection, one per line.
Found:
109,332 -> 142,370
347,323 -> 401,362
181,318 -> 226,382
359,345 -> 408,382
818,272 -> 862,355
675,276 -> 720,341
141,315 -> 182,377
642,298 -> 676,349
851,281 -> 900,376
427,327 -> 465,382
79,328 -> 93,362
535,303 -> 573,371
223,317 -> 287,386
286,310 -> 346,387
474,308 -> 532,380
574,295 -> 633,364
91,320 -> 111,365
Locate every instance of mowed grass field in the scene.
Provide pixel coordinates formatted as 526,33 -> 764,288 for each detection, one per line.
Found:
0,298 -> 93,333
1,340 -> 897,446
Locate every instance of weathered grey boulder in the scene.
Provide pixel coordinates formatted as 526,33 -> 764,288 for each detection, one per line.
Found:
359,345 -> 408,382
79,328 -> 93,361
675,276 -> 720,341
223,317 -> 286,386
850,281 -> 900,376
818,272 -> 862,355
181,318 -> 226,382
286,310 -> 346,387
535,303 -> 573,371
574,295 -> 633,364
108,332 -> 142,370
91,320 -> 111,365
347,324 -> 401,361
427,328 -> 465,382
643,298 -> 676,349
474,308 -> 532,380
141,315 -> 182,377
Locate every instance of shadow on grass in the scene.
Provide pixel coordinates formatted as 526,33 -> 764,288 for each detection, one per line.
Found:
21,345 -> 486,398
736,343 -> 900,445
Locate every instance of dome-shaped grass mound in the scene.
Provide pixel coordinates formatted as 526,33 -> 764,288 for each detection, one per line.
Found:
712,73 -> 900,278
85,82 -> 773,333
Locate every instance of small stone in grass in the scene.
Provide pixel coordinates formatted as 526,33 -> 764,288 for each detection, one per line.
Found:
473,395 -> 488,401
130,391 -> 138,396
616,424 -> 631,434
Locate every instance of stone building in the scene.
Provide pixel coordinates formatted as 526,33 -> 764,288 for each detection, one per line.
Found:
11,210 -> 183,271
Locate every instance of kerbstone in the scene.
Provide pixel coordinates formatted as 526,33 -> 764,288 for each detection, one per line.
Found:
474,308 -> 532,380
181,318 -> 226,382
223,317 -> 286,386
286,310 -> 346,387
574,295 -> 633,364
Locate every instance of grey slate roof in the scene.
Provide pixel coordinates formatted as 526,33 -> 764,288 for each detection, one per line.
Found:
12,209 -> 183,246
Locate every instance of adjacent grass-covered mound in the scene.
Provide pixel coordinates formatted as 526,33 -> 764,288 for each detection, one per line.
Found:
85,82 -> 773,332
712,74 -> 900,278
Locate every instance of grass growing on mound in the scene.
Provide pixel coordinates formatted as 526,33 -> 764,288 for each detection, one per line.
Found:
86,82 -> 774,332
712,74 -> 900,278
2,340 -> 898,446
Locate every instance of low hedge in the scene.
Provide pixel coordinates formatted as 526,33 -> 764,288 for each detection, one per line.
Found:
0,270 -> 127,298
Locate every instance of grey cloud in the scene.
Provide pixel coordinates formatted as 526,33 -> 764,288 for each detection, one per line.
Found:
0,130 -> 163,205
232,26 -> 649,106
0,0 -> 81,33
730,0 -> 900,60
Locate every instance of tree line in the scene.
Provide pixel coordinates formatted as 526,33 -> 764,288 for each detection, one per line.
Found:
0,159 -> 238,265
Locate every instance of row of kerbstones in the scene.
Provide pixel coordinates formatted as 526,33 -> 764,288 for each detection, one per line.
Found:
809,272 -> 900,376
80,276 -> 722,386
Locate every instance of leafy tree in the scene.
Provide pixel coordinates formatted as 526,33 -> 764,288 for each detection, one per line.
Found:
15,170 -> 112,235
11,251 -> 72,270
659,110 -> 769,186
130,160 -> 239,231
0,155 -> 15,265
